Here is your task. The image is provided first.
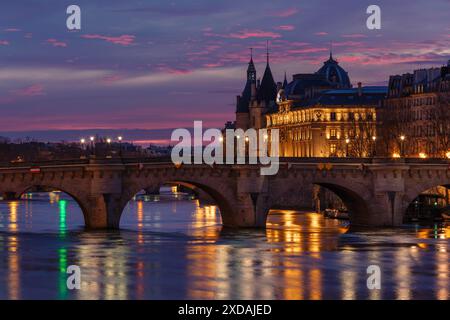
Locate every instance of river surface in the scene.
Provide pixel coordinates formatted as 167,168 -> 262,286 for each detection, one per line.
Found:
0,188 -> 448,300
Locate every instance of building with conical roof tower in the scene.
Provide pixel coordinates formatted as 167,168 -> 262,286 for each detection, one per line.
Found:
235,50 -> 257,130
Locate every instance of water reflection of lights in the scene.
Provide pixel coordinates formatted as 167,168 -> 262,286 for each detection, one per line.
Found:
395,248 -> 412,300
75,237 -> 129,300
9,201 -> 18,233
436,244 -> 448,300
8,235 -> 20,299
266,210 -> 347,299
137,201 -> 144,244
340,251 -> 357,300
49,191 -> 60,204
189,204 -> 221,241
59,200 -> 67,236
58,248 -> 68,299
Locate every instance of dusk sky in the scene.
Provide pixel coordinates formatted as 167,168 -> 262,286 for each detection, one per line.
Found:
0,0 -> 449,144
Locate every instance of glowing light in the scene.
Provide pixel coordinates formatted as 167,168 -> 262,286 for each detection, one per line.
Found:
245,136 -> 249,142
372,136 -> 377,141
59,200 -> 67,236
345,138 -> 350,144
219,136 -> 223,142
392,152 -> 401,158
58,247 -> 68,299
106,138 -> 112,144
419,152 -> 427,159
80,138 -> 85,144
9,202 -> 18,233
400,135 -> 405,141
90,136 -> 95,142
118,136 -> 123,141
446,151 -> 450,159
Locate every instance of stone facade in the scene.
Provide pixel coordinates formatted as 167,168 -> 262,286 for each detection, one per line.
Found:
1,159 -> 449,229
233,52 -> 387,158
379,61 -> 450,158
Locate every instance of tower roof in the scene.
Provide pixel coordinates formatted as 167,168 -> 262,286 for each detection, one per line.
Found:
316,54 -> 351,88
236,50 -> 256,113
257,42 -> 277,103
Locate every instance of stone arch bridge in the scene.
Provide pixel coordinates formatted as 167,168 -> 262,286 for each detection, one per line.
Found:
0,158 -> 448,229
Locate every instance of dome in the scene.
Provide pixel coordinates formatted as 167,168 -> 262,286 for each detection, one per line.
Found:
316,54 -> 351,88
284,73 -> 332,97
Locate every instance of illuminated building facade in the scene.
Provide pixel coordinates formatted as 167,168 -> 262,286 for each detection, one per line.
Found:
379,61 -> 450,158
234,52 -> 387,157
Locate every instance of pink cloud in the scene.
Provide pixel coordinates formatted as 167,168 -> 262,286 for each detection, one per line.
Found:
315,32 -> 328,36
12,84 -> 45,97
46,38 -> 67,47
272,8 -> 299,17
275,25 -> 295,31
155,64 -> 192,75
203,63 -> 223,68
226,30 -> 281,39
0,40 -> 9,45
341,34 -> 368,39
4,28 -> 20,32
80,34 -> 136,46
287,47 -> 328,54
100,75 -> 123,84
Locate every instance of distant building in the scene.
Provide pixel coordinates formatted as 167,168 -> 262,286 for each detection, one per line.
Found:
379,61 -> 450,158
234,51 -> 387,157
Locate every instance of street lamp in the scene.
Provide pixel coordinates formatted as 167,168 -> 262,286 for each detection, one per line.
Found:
80,138 -> 86,158
89,136 -> 95,156
118,136 -> 123,157
371,136 -> 377,157
446,151 -> 450,159
399,135 -> 406,157
345,138 -> 350,157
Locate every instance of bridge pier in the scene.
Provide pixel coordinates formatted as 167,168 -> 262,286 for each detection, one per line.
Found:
84,194 -> 123,229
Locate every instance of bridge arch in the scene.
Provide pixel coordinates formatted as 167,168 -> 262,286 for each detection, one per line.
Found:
402,178 -> 450,222
15,184 -> 89,228
313,182 -> 371,226
118,178 -> 236,228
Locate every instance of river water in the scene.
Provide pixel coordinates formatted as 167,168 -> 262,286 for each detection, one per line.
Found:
0,188 -> 448,300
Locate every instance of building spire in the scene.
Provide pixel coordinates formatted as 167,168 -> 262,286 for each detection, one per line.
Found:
329,41 -> 333,60
266,40 -> 270,65
250,47 -> 253,62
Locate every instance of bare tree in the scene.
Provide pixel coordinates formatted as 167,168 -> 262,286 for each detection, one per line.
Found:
432,92 -> 450,157
349,113 -> 377,157
377,99 -> 409,156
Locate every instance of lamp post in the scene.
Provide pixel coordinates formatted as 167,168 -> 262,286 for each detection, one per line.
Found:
80,138 -> 86,158
371,136 -> 377,157
89,136 -> 95,156
106,138 -> 112,158
345,138 -> 350,157
118,136 -> 123,157
400,135 -> 406,157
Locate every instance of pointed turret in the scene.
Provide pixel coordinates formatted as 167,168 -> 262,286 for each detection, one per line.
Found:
283,71 -> 288,89
257,42 -> 277,103
236,49 -> 257,113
